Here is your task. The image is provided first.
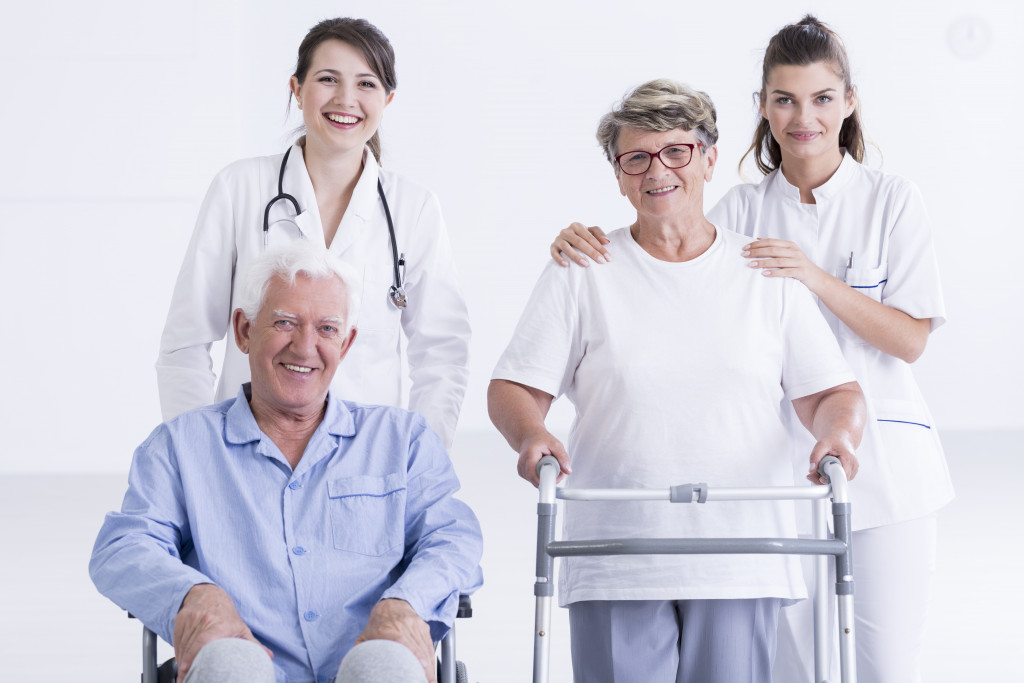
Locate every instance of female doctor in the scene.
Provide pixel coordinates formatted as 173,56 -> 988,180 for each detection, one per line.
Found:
157,17 -> 470,448
549,16 -> 951,683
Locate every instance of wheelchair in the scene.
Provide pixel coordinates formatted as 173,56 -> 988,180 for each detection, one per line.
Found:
134,594 -> 473,683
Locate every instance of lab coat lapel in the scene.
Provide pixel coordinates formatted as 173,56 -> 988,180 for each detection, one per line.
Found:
326,149 -> 379,259
284,143 -> 328,245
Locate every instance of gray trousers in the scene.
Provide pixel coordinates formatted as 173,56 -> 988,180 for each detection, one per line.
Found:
183,638 -> 426,683
568,598 -> 782,683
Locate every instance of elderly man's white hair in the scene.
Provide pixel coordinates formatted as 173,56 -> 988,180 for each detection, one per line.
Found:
236,240 -> 361,333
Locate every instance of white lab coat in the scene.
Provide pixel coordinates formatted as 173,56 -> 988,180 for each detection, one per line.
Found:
709,152 -> 953,530
157,144 -> 470,447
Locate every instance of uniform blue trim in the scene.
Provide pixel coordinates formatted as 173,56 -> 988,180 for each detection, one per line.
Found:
850,278 -> 887,290
877,418 -> 931,429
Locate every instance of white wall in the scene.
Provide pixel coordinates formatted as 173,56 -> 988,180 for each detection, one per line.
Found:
0,0 -> 1020,473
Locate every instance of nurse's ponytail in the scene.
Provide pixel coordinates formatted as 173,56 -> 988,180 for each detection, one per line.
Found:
740,15 -> 866,176
291,17 -> 397,165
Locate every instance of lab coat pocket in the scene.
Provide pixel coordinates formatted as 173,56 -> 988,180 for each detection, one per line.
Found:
872,398 -> 932,430
844,264 -> 887,303
328,474 -> 406,555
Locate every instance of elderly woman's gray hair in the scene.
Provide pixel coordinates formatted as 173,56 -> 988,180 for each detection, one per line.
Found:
236,240 -> 362,333
597,79 -> 719,168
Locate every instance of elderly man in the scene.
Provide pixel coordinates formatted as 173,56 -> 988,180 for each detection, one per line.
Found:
90,241 -> 482,683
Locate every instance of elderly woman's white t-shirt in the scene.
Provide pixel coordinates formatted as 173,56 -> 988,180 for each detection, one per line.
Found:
493,225 -> 855,604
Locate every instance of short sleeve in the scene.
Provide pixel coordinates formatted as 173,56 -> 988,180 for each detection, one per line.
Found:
491,263 -> 581,400
880,181 -> 946,330
779,279 -> 857,400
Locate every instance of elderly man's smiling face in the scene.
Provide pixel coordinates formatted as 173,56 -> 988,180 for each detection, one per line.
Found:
233,272 -> 357,420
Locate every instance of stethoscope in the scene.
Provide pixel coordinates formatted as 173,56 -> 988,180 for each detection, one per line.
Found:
262,147 -> 407,309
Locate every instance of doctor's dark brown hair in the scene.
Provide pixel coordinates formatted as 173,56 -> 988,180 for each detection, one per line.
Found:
740,15 -> 866,176
291,17 -> 397,164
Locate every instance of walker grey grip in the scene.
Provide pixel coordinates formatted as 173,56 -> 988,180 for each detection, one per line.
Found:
669,483 -> 709,503
536,455 -> 560,478
817,455 -> 841,478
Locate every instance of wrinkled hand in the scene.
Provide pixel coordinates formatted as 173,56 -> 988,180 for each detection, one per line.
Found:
517,432 -> 571,487
354,599 -> 436,682
742,238 -> 827,290
551,223 -> 611,267
807,434 -> 859,485
173,584 -> 272,683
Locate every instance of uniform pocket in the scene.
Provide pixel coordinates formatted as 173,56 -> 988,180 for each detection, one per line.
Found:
328,474 -> 406,555
844,264 -> 887,303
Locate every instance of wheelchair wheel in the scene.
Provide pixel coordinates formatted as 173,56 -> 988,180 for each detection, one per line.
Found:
455,660 -> 468,683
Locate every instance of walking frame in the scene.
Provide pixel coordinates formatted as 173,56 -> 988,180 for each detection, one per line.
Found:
532,454 -> 856,683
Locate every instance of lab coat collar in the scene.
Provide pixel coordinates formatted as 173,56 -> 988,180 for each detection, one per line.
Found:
809,150 -> 857,201
771,149 -> 858,203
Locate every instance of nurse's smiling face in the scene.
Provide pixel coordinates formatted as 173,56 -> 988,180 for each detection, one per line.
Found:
234,273 -> 357,421
760,61 -> 855,166
290,39 -> 393,159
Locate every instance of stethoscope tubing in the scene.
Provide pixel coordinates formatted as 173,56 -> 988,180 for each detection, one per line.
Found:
262,147 -> 407,309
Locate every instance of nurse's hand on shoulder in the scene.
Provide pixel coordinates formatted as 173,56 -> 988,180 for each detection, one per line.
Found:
742,238 -> 828,292
807,434 -> 859,485
517,431 -> 571,487
551,222 -> 611,267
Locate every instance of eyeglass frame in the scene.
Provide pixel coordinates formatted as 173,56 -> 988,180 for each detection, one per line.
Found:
614,142 -> 705,176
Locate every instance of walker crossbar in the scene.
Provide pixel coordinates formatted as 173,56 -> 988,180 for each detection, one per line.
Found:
531,454 -> 857,683
546,537 -> 849,557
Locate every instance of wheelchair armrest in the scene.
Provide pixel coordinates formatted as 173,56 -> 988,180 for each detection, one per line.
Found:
457,594 -> 472,619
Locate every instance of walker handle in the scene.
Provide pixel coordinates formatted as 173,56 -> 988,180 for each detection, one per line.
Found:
817,455 -> 842,479
537,454 -> 560,478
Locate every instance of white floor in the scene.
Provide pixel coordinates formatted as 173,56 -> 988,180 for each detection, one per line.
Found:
1,429 -> 1020,682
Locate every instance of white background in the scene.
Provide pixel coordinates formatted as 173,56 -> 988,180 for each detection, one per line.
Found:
0,0 -> 1020,475
0,1 -> 1022,681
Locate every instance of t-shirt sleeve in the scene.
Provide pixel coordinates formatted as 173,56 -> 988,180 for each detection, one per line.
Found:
880,180 -> 947,331
491,262 -> 581,399
779,279 -> 857,400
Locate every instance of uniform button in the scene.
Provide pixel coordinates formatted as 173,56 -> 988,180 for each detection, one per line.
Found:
292,546 -> 307,556
303,610 -> 318,622
288,481 -> 302,490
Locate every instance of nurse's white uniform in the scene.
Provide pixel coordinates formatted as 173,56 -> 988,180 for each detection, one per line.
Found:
709,152 -> 952,682
157,144 -> 470,448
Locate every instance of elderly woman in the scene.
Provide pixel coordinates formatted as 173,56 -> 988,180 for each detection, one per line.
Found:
488,79 -> 866,682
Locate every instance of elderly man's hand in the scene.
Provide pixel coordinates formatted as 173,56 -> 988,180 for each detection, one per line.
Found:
173,583 -> 272,683
354,599 -> 436,682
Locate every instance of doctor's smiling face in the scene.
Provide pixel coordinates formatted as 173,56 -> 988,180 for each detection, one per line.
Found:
234,272 -> 357,422
290,39 -> 394,160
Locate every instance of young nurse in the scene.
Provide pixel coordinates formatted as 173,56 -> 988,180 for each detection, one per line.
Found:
550,15 -> 951,683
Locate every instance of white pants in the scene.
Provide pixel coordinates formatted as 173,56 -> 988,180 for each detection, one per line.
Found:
774,514 -> 938,683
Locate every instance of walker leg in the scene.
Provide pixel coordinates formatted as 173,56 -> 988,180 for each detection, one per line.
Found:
812,498 -> 830,682
833,500 -> 857,683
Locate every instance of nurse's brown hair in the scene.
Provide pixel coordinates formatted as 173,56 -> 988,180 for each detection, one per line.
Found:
291,17 -> 397,164
740,15 -> 866,176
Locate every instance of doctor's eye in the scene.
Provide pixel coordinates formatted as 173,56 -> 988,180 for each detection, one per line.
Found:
318,75 -> 338,84
774,96 -> 792,105
358,79 -> 378,89
816,95 -> 834,104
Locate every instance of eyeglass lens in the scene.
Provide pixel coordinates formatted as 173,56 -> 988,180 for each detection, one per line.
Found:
618,145 -> 694,175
